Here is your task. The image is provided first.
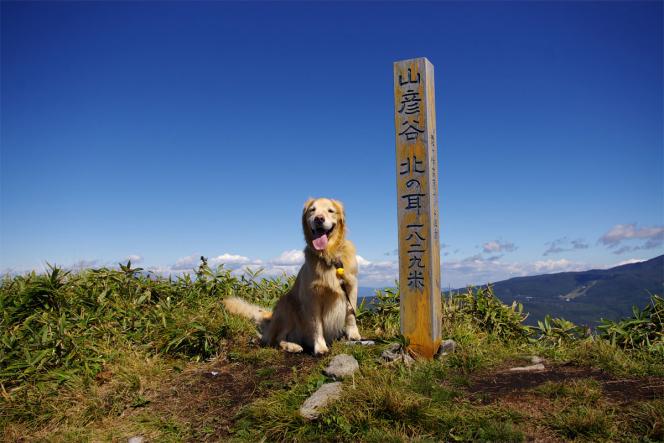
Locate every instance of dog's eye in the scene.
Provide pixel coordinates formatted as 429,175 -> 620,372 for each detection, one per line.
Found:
328,209 -> 334,213
309,207 -> 316,212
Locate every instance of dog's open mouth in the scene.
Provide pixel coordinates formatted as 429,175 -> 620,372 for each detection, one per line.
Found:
312,225 -> 334,251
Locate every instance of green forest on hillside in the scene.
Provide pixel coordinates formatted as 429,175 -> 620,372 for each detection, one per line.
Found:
454,255 -> 664,327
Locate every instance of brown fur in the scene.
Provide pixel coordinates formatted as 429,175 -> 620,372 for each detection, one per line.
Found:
223,198 -> 360,355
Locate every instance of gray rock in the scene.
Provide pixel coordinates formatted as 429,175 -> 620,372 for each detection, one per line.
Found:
128,437 -> 145,443
381,343 -> 415,366
299,382 -> 343,420
436,339 -> 457,359
509,363 -> 545,372
436,340 -> 456,358
381,343 -> 402,361
440,339 -> 457,353
530,356 -> 544,364
347,340 -> 376,346
323,354 -> 359,379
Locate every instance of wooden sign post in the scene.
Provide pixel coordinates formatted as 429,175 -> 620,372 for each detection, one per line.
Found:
393,57 -> 441,359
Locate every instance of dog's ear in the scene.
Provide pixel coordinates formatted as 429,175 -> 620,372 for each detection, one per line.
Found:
302,198 -> 315,214
332,199 -> 345,222
302,198 -> 315,242
302,198 -> 315,236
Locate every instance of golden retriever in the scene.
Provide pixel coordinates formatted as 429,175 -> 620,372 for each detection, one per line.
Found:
223,198 -> 361,355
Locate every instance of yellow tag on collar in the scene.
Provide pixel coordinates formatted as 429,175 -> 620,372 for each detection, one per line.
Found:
336,267 -> 344,277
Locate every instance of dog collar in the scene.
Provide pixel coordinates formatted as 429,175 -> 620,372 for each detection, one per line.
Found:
333,259 -> 344,278
332,258 -> 355,316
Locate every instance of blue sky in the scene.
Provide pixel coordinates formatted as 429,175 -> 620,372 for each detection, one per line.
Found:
2,1 -> 662,288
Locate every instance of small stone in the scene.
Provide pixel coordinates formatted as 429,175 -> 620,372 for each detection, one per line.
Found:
435,340 -> 457,360
128,437 -> 145,443
440,339 -> 457,353
509,363 -> 545,372
530,356 -> 544,364
299,382 -> 343,420
324,354 -> 359,379
436,339 -> 457,360
381,343 -> 415,366
401,353 -> 415,366
381,343 -> 402,361
347,340 -> 375,346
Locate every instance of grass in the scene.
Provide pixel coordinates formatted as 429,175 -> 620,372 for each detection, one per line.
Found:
237,352 -> 526,442
535,378 -> 603,402
549,405 -> 615,440
622,400 -> 664,441
1,260 -> 663,442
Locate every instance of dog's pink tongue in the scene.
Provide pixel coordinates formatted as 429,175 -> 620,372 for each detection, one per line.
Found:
312,234 -> 329,250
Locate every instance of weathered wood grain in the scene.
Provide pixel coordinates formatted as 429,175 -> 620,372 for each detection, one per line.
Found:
393,57 -> 441,359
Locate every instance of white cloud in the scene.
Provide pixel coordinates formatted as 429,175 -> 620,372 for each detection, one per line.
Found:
532,258 -> 584,273
442,255 -> 587,288
171,254 -> 202,271
170,253 -> 254,272
10,248 -> 627,292
145,265 -> 176,275
149,251 -> 651,289
126,254 -> 143,264
599,223 -> 664,253
209,253 -> 252,266
0,267 -> 19,277
614,258 -> 646,267
213,253 -> 398,287
69,259 -> 100,270
482,240 -> 517,253
270,249 -> 304,266
482,242 -> 500,253
355,258 -> 398,287
543,237 -> 589,256
356,255 -> 371,267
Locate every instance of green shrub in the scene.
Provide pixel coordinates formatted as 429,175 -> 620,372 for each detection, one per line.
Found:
444,286 -> 531,342
532,314 -> 590,346
597,294 -> 663,354
0,259 -> 293,389
357,286 -> 401,337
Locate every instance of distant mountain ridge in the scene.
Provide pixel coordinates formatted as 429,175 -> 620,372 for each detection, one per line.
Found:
487,255 -> 663,326
360,255 -> 663,327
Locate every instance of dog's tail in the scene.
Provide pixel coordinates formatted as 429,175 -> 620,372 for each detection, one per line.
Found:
223,297 -> 272,323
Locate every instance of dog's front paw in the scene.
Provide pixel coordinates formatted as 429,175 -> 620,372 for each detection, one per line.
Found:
313,339 -> 329,356
345,326 -> 361,341
279,341 -> 304,353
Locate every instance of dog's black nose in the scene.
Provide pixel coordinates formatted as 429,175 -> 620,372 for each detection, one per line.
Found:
314,215 -> 325,224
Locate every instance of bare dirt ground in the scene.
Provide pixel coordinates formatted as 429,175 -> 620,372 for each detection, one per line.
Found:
118,354 -> 662,442
465,361 -> 664,443
139,350 -> 317,441
467,361 -> 664,403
